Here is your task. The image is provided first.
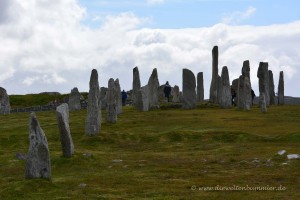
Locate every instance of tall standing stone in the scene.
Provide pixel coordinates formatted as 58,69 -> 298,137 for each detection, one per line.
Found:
231,78 -> 239,106
100,87 -> 108,110
148,68 -> 160,109
268,70 -> 276,105
56,103 -> 74,157
220,67 -> 232,108
278,71 -> 284,105
260,93 -> 267,113
25,112 -> 51,179
209,46 -> 219,103
238,75 -> 252,110
68,87 -> 81,111
182,68 -> 196,109
172,85 -> 180,103
106,78 -> 117,123
0,87 -> 10,114
242,60 -> 250,79
132,66 -> 141,105
217,75 -> 222,104
257,62 -> 270,106
85,69 -> 101,136
114,79 -> 122,114
135,85 -> 149,111
197,72 -> 204,102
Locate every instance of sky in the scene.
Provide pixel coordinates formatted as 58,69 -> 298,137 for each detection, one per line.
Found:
0,0 -> 300,98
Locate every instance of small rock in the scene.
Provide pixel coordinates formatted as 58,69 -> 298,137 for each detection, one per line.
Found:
287,154 -> 299,159
281,163 -> 289,165
79,183 -> 87,188
278,150 -> 286,155
112,159 -> 123,163
82,153 -> 92,157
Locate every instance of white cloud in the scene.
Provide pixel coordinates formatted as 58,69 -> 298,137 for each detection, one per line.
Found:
147,0 -> 165,6
222,6 -> 256,25
0,0 -> 299,98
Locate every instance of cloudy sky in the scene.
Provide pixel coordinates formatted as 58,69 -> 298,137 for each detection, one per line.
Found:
0,0 -> 300,98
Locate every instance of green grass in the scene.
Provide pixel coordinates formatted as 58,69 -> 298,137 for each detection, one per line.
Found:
0,104 -> 300,199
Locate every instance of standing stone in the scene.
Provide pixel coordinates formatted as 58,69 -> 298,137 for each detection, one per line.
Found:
220,67 -> 232,108
68,87 -> 81,111
25,112 -> 51,179
56,103 -> 74,157
209,46 -> 219,103
85,69 -> 101,136
135,85 -> 149,111
172,85 -> 180,103
106,78 -> 117,123
242,60 -> 250,79
147,68 -> 160,109
231,78 -> 239,106
268,70 -> 276,105
114,79 -> 122,114
0,87 -> 10,114
217,75 -> 222,104
182,68 -> 196,109
257,62 -> 270,106
238,75 -> 252,110
197,72 -> 204,102
100,87 -> 108,110
260,93 -> 267,113
132,66 -> 141,105
278,71 -> 284,105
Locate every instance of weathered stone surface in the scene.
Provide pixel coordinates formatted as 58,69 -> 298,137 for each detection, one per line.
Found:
259,93 -> 267,113
132,66 -> 141,105
242,60 -> 250,79
172,85 -> 180,103
68,87 -> 81,111
220,67 -> 232,108
106,78 -> 117,123
135,85 -> 149,111
209,46 -> 219,103
25,112 -> 51,179
114,79 -> 122,114
182,68 -> 196,109
56,103 -> 74,157
85,69 -> 101,136
268,70 -> 276,105
217,75 -> 222,104
0,87 -> 10,114
197,72 -> 204,102
278,71 -> 284,105
100,87 -> 108,110
147,68 -> 160,109
231,78 -> 239,106
238,75 -> 252,110
257,62 -> 270,106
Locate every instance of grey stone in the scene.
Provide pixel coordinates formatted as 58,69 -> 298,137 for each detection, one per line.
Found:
182,68 -> 196,109
259,92 -> 267,113
217,75 -> 222,104
242,60 -> 250,79
106,78 -> 117,123
197,72 -> 204,102
257,62 -> 270,106
132,66 -> 141,105
278,71 -> 284,105
231,78 -> 239,106
209,46 -> 219,103
0,87 -> 10,114
172,85 -> 180,103
25,112 -> 51,179
268,70 -> 276,105
238,75 -> 252,110
135,85 -> 149,111
85,69 -> 101,136
68,87 -> 81,111
100,87 -> 108,110
56,103 -> 74,157
220,66 -> 232,108
147,68 -> 160,109
114,79 -> 122,114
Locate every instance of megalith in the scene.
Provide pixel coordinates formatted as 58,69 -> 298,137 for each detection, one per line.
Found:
147,68 -> 160,109
220,67 -> 232,108
209,46 -> 219,103
56,103 -> 74,157
132,66 -> 141,105
85,69 -> 101,136
100,87 -> 108,110
260,93 -> 267,113
182,68 -> 196,109
135,85 -> 149,111
278,71 -> 284,105
268,70 -> 276,105
197,72 -> 204,102
0,87 -> 10,114
68,87 -> 81,111
114,79 -> 122,114
172,85 -> 180,103
257,62 -> 270,106
238,75 -> 252,110
25,112 -> 51,179
106,78 -> 117,123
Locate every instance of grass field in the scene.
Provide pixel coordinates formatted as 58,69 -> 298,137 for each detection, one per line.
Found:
0,103 -> 300,199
